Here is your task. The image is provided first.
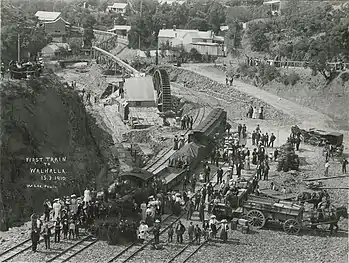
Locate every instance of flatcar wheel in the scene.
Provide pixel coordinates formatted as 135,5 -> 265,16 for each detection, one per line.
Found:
247,210 -> 265,229
283,219 -> 301,235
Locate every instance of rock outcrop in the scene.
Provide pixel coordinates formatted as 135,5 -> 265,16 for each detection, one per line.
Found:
0,74 -> 116,230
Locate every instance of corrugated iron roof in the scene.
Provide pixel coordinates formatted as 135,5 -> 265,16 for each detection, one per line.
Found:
109,3 -> 127,8
192,42 -> 219,46
263,0 -> 280,4
108,25 -> 131,31
35,11 -> 61,21
158,29 -> 214,40
44,16 -> 70,25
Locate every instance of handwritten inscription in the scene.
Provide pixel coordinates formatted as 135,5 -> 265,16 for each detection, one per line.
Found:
26,156 -> 68,188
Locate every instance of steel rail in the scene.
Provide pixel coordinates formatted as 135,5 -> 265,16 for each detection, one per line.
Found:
0,225 -> 55,262
46,235 -> 97,262
106,214 -> 174,263
182,240 -> 208,263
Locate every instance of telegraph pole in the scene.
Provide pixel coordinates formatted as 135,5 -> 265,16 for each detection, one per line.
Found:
17,28 -> 21,62
138,0 -> 143,54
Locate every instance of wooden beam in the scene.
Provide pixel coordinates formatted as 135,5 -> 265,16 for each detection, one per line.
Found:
304,175 -> 349,181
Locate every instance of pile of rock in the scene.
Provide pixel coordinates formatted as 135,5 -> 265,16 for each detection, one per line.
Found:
277,142 -> 300,172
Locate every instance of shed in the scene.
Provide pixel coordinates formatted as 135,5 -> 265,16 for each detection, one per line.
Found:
124,77 -> 156,107
108,25 -> 131,36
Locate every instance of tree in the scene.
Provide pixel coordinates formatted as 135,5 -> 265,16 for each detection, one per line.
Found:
250,30 -> 269,52
306,38 -> 336,81
186,18 -> 209,31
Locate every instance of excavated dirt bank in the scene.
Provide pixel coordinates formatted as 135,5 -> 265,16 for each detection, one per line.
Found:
0,74 -> 116,230
165,65 -> 296,125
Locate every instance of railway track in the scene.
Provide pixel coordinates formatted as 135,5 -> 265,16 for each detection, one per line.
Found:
0,225 -> 54,262
46,235 -> 98,263
106,214 -> 177,263
167,240 -> 208,263
112,164 -> 224,263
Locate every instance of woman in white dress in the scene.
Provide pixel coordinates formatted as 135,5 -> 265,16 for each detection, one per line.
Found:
84,188 -> 91,207
252,107 -> 257,119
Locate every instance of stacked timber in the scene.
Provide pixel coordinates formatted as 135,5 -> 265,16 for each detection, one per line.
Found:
277,142 -> 300,172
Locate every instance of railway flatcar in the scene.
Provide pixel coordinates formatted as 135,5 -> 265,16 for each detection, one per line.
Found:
188,108 -> 227,146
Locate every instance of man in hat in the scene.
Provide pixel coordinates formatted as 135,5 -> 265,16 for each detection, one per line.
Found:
220,219 -> 229,242
173,135 -> 179,150
153,219 -> 161,244
179,135 -> 185,149
188,222 -> 194,242
176,220 -> 186,244
54,218 -> 62,243
43,199 -> 51,222
42,223 -> 51,250
209,215 -> 218,238
31,228 -> 40,252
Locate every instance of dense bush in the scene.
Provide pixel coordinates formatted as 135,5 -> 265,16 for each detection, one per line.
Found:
280,72 -> 301,86
340,72 -> 349,83
258,63 -> 280,86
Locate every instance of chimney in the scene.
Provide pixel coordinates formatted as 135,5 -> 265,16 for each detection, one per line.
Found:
173,25 -> 176,31
163,23 -> 166,29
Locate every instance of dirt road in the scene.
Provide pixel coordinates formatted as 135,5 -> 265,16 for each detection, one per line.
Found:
181,64 -> 335,131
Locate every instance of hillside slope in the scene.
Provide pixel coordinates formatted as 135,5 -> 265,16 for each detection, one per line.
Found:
0,74 -> 116,230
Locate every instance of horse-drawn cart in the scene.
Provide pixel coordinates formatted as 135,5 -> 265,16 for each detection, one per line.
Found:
242,195 -> 347,234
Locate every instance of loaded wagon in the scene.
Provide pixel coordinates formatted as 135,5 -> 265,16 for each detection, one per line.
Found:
243,195 -> 304,234
208,177 -> 256,220
242,195 -> 348,234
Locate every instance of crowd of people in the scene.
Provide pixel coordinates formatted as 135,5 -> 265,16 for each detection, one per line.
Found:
30,188 -> 114,252
180,115 -> 194,130
247,105 -> 264,120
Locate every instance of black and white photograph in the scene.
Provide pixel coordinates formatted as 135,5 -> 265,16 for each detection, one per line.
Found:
0,0 -> 348,262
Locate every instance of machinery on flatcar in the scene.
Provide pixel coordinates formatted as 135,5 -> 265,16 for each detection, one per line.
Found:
188,108 -> 227,147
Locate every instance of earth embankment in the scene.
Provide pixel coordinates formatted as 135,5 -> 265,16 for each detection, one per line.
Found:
0,74 -> 116,230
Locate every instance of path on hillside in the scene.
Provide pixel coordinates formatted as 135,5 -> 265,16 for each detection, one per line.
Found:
181,64 -> 335,131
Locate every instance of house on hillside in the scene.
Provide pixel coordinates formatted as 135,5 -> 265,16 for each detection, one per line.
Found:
106,3 -> 128,15
263,0 -> 284,16
35,11 -> 70,42
158,26 -> 225,56
108,25 -> 131,38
